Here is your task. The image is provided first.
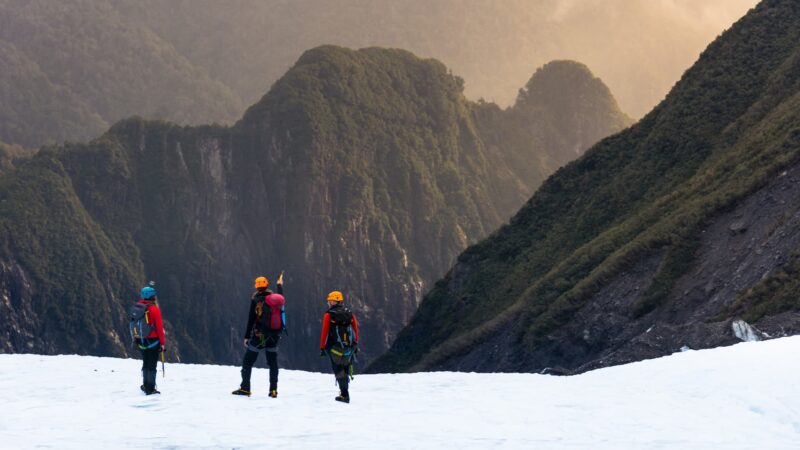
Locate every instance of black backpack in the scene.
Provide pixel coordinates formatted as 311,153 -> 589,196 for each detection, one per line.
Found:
327,306 -> 356,365
129,303 -> 154,341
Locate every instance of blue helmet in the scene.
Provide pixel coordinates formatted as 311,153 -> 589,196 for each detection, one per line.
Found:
140,286 -> 157,300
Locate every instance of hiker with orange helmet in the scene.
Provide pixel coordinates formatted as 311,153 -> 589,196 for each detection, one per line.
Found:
319,290 -> 359,403
232,274 -> 286,397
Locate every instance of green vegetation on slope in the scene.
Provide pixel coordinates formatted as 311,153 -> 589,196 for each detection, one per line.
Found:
0,146 -> 141,354
724,249 -> 800,322
370,0 -> 800,373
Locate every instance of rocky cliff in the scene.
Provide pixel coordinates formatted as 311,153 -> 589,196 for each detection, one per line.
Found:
0,46 -> 629,369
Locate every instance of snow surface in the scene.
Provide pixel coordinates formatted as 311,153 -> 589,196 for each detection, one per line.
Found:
2,337 -> 800,449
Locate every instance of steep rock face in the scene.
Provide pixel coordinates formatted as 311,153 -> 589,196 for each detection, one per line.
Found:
0,152 -> 140,356
371,0 -> 800,374
0,47 -> 629,369
0,260 -> 37,353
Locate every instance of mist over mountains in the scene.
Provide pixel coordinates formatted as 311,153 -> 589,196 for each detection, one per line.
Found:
0,0 -> 755,148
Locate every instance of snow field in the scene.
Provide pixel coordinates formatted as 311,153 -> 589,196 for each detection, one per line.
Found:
1,337 -> 799,449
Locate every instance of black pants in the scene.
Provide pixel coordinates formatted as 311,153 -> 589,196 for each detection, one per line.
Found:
240,335 -> 280,391
139,344 -> 160,392
329,357 -> 350,395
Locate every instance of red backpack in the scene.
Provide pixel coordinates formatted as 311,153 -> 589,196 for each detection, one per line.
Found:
256,293 -> 285,333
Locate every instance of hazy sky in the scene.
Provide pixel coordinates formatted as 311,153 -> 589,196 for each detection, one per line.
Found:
224,0 -> 761,118
112,0 -> 762,121
526,0 -> 759,117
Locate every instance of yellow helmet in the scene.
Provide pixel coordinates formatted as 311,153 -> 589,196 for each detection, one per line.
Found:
254,276 -> 269,289
327,291 -> 344,302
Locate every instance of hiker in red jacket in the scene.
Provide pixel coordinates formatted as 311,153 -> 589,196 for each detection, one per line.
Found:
232,274 -> 286,397
319,291 -> 359,403
131,284 -> 166,395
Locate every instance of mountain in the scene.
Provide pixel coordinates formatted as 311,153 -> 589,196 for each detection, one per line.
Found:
2,338 -> 797,448
0,46 -> 629,369
0,0 -> 242,148
370,0 -> 800,374
476,60 -> 632,184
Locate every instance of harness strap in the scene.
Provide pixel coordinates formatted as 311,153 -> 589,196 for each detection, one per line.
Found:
137,339 -> 160,350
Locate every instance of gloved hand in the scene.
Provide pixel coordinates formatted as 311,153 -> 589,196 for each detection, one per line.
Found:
319,349 -> 326,358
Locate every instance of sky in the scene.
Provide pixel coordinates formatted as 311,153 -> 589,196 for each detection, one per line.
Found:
118,0 -> 763,120
428,0 -> 761,117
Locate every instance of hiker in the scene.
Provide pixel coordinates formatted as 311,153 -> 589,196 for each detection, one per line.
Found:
232,274 -> 286,397
319,291 -> 359,403
130,284 -> 166,395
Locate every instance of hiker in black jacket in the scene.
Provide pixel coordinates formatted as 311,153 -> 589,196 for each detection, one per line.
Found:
232,274 -> 285,397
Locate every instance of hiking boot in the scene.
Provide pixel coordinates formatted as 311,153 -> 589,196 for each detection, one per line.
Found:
143,370 -> 158,395
141,383 -> 160,395
269,389 -> 278,398
335,392 -> 350,403
232,388 -> 251,396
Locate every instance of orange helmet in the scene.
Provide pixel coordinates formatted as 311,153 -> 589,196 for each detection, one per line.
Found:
254,276 -> 269,289
327,291 -> 344,302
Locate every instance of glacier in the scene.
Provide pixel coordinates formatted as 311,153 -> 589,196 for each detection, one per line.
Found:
1,337 -> 799,449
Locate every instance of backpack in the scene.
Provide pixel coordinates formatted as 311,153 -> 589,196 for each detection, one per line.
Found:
129,302 -> 155,343
255,293 -> 285,334
327,306 -> 356,365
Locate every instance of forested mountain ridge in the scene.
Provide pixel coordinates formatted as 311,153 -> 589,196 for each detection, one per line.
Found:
370,0 -> 800,374
0,46 -> 629,369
